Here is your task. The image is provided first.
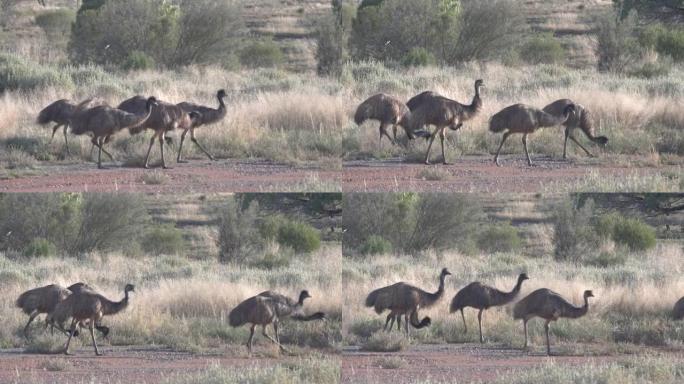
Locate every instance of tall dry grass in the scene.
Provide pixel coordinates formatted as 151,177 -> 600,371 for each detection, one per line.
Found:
0,245 -> 342,354
343,243 -> 684,353
2,61 -> 684,168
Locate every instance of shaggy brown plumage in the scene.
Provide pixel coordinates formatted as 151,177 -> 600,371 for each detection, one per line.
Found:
542,99 -> 608,159
513,288 -> 593,355
229,290 -> 325,354
176,89 -> 227,162
489,103 -> 576,166
450,273 -> 529,343
354,93 -> 416,148
365,268 -> 451,335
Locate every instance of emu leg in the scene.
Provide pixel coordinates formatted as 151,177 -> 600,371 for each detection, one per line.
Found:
89,322 -> 101,356
64,319 -> 78,355
177,129 -> 189,163
569,134 -> 594,157
392,124 -> 398,143
563,127 -> 570,159
91,137 -> 114,161
23,311 -> 39,340
384,313 -> 393,331
544,320 -> 551,356
63,125 -> 70,155
404,313 -> 410,336
477,309 -> 484,343
159,133 -> 169,169
439,126 -> 450,165
274,322 -> 280,344
190,130 -> 215,160
143,134 -> 157,169
262,325 -> 288,352
396,314 -> 401,331
523,320 -> 528,350
460,309 -> 467,333
49,124 -> 60,143
424,131 -> 438,164
247,324 -> 255,354
494,132 -> 511,166
522,133 -> 532,166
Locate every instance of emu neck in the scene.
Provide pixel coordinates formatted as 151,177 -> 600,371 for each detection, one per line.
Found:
103,290 -> 129,316
563,297 -> 589,319
504,278 -> 524,301
462,85 -> 482,121
423,274 -> 446,307
217,95 -> 226,111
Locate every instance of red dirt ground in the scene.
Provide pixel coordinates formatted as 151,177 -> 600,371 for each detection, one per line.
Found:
342,343 -> 684,383
0,346 -> 336,384
0,156 -> 676,193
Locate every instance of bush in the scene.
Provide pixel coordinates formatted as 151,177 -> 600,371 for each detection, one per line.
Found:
596,212 -> 656,251
519,34 -> 565,65
401,47 -> 435,67
477,223 -> 521,253
595,9 -> 641,72
0,53 -> 74,92
276,220 -> 321,254
360,333 -> 409,352
142,224 -> 184,255
640,24 -> 684,62
250,251 -> 291,270
217,198 -> 263,263
360,235 -> 392,255
316,4 -> 353,76
553,199 -> 600,261
22,238 -> 57,258
239,40 -> 284,68
35,9 -> 75,37
122,51 -> 155,71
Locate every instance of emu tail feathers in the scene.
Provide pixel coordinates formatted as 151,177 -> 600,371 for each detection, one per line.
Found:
228,305 -> 248,327
36,108 -> 52,125
488,114 -> 507,133
15,291 -> 32,313
449,295 -> 462,313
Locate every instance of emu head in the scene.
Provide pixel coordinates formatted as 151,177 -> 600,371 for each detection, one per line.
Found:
563,103 -> 576,116
518,273 -> 529,282
440,268 -> 452,277
298,290 -> 312,303
583,290 -> 594,299
124,284 -> 135,293
146,97 -> 158,109
217,89 -> 227,99
475,79 -> 484,89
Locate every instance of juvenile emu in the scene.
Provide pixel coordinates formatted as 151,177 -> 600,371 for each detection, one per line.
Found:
450,273 -> 529,343
409,79 -> 483,164
229,290 -> 325,354
489,103 -> 576,166
118,96 -> 193,169
542,99 -> 608,159
37,99 -> 76,153
354,93 -> 417,148
365,268 -> 451,335
176,89 -> 227,162
513,288 -> 593,355
71,97 -> 157,168
57,284 -> 135,356
16,284 -> 72,339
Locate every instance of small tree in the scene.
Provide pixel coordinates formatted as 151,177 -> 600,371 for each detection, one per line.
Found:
217,198 -> 263,263
595,8 -> 640,72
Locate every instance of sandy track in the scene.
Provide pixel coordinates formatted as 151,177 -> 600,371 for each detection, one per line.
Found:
0,346 -> 335,384
342,344 -> 682,383
342,156 -> 676,192
0,159 -> 341,193
0,156 -> 676,193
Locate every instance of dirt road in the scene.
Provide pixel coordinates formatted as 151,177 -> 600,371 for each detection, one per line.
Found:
342,344 -> 682,383
0,346 -> 334,384
0,156 -> 677,193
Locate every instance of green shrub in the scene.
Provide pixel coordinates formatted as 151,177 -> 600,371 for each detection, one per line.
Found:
142,223 -> 184,255
35,9 -> 76,36
553,199 -> 599,261
628,59 -> 671,78
595,9 -> 641,72
259,215 -> 288,241
588,251 -> 627,267
401,47 -> 435,67
277,220 -> 321,254
217,198 -> 263,263
596,213 -> 656,251
361,333 -> 409,352
640,24 -> 684,62
519,34 -> 565,65
122,51 -> 155,71
477,223 -> 522,253
0,53 -> 74,92
22,238 -> 57,258
239,40 -> 284,68
360,235 -> 392,255
250,251 -> 291,270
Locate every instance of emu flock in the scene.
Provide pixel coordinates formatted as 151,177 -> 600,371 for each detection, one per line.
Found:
366,269 -> 684,355
37,80 -> 608,169
15,283 -> 324,356
355,79 -> 609,165
37,90 -> 227,169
